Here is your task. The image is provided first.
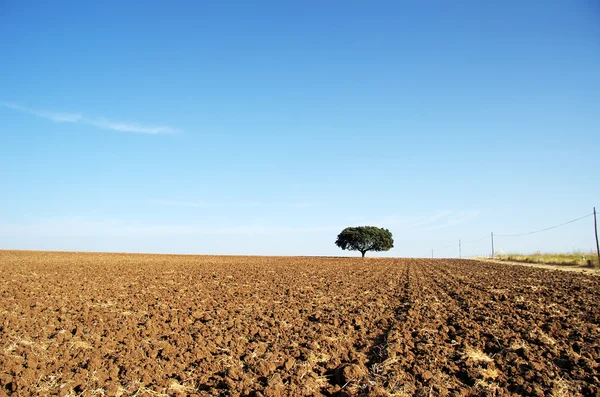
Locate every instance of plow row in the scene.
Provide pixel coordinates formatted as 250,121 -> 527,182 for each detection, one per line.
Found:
0,251 -> 598,396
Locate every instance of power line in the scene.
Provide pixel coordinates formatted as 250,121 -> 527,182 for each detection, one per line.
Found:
495,213 -> 593,237
429,211 -> 594,258
463,235 -> 490,243
433,234 -> 489,257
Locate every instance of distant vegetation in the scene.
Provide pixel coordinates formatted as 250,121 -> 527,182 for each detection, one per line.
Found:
335,226 -> 394,257
496,251 -> 599,267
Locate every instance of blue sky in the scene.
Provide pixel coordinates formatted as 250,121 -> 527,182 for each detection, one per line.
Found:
1,1 -> 599,257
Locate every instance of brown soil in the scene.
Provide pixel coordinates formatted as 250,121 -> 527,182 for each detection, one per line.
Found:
1,251 -> 599,396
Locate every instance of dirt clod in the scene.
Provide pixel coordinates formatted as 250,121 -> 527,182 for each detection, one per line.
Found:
335,364 -> 365,385
0,251 -> 599,396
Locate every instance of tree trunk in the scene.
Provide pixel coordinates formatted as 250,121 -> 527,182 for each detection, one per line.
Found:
361,251 -> 366,258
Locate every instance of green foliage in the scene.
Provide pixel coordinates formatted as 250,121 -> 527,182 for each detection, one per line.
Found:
335,226 -> 394,257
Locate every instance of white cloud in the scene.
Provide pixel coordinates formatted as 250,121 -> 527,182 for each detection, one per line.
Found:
152,200 -> 213,208
423,211 -> 480,230
2,102 -> 178,134
0,216 -> 339,237
350,210 -> 479,230
90,118 -> 177,134
152,199 -> 320,209
0,210 -> 480,243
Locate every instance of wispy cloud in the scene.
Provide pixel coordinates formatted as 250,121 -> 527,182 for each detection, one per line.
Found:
350,210 -> 480,230
151,199 -> 321,209
154,200 -> 213,209
423,211 -> 480,230
2,102 -> 178,134
0,209 -> 479,240
0,216 -> 339,237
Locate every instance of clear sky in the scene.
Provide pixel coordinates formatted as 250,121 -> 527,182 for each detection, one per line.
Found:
1,1 -> 599,257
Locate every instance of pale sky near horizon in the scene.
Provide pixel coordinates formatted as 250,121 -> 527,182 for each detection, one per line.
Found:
1,1 -> 599,257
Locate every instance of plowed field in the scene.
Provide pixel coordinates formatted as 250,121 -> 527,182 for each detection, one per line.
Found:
1,251 -> 599,396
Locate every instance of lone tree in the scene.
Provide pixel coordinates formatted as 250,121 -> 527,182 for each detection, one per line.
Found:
335,226 -> 394,257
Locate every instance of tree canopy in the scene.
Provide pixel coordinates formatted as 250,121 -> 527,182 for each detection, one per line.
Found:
335,226 -> 394,257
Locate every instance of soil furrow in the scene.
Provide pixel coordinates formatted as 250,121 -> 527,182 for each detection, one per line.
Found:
1,251 -> 599,396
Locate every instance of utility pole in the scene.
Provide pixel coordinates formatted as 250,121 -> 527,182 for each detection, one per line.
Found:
491,232 -> 495,258
594,207 -> 600,266
459,239 -> 462,259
